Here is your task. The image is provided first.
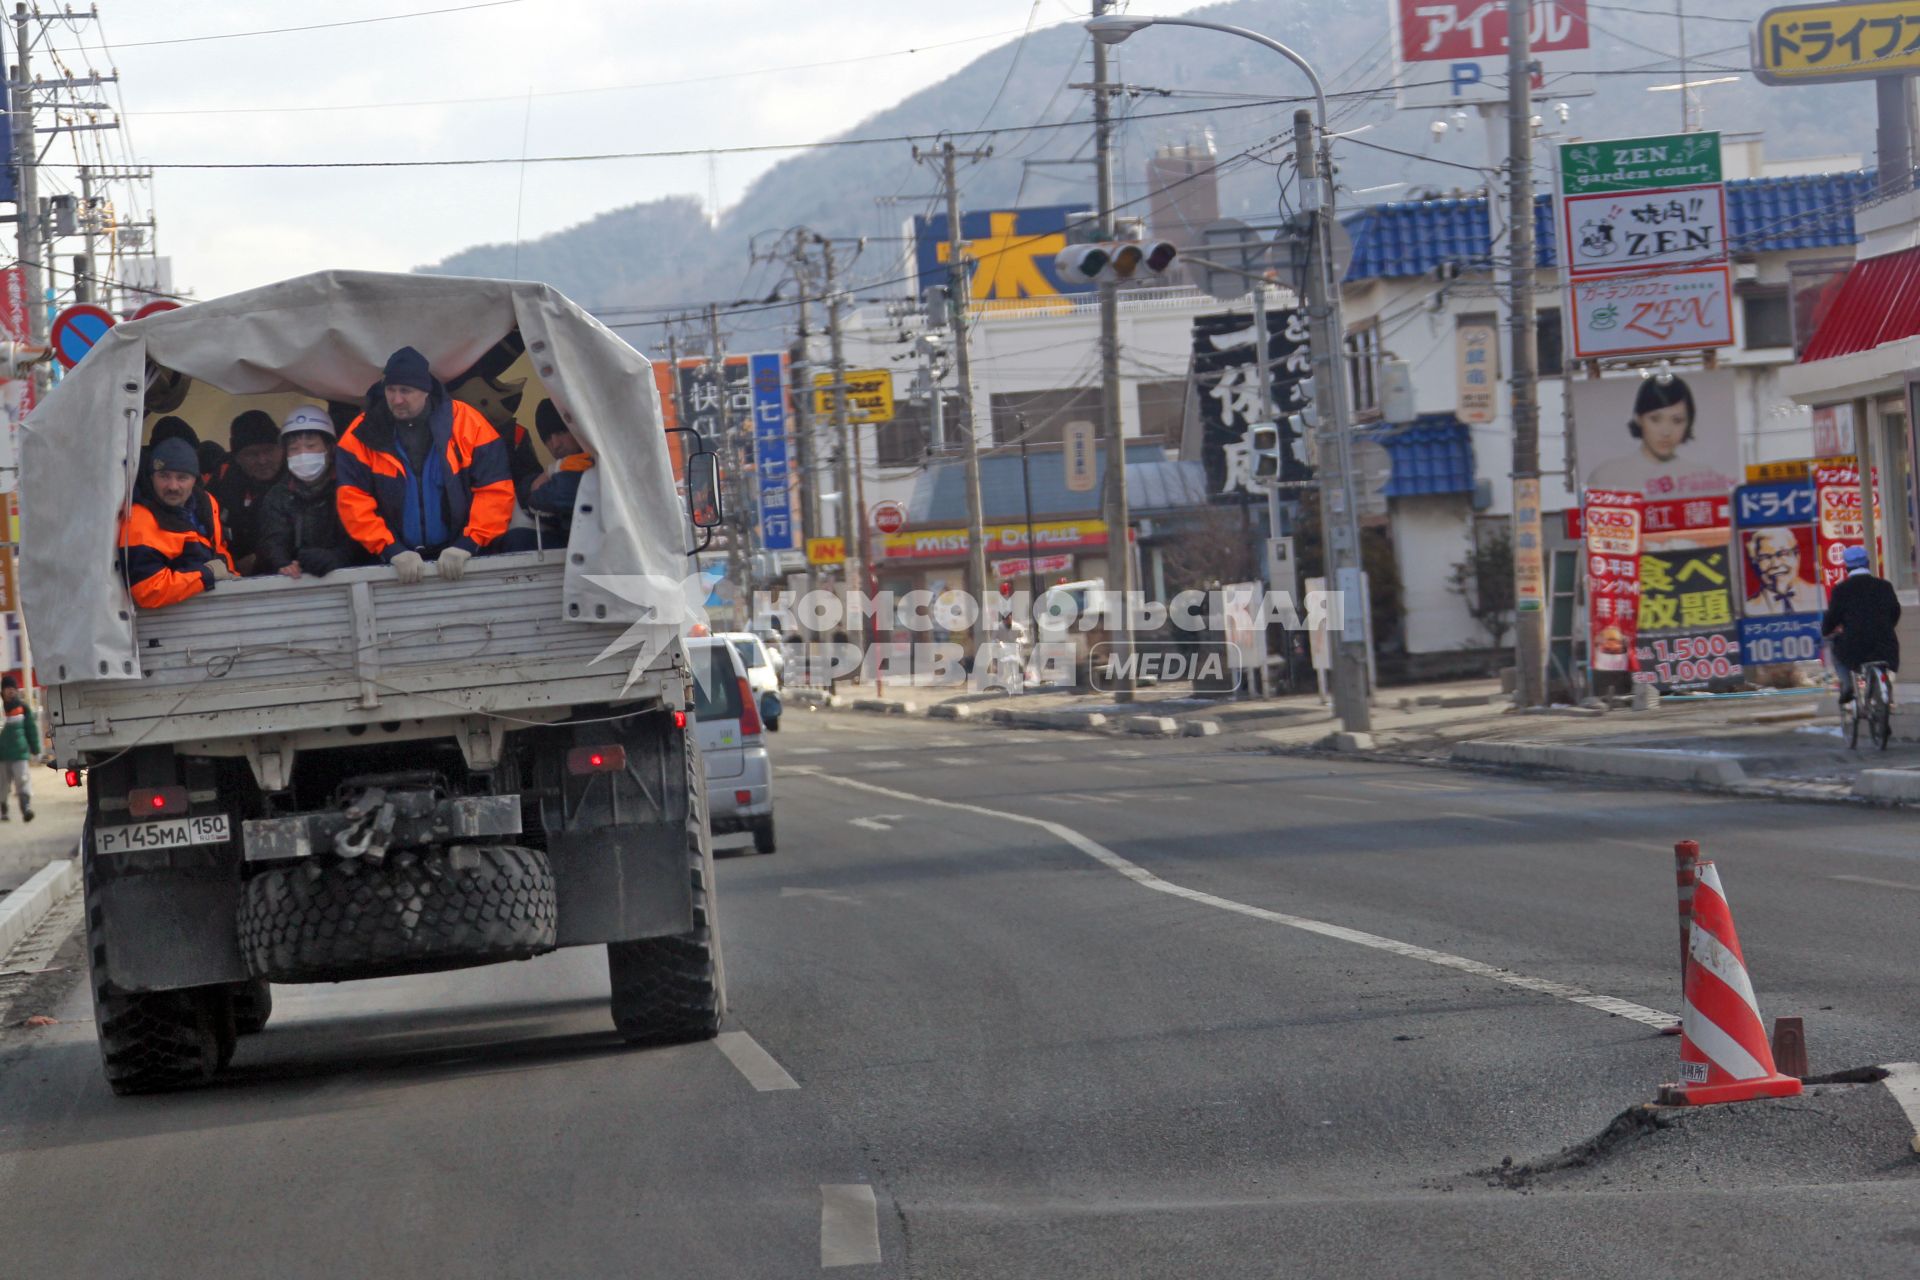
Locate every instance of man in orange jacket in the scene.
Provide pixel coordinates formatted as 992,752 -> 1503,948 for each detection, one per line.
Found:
118,436 -> 237,608
335,346 -> 514,584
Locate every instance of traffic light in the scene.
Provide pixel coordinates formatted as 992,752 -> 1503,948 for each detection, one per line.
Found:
1248,422 -> 1282,482
1054,240 -> 1179,284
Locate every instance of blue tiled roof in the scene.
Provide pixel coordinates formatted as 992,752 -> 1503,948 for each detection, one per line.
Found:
1366,415 -> 1475,497
1344,169 -> 1879,281
910,442 -> 1166,524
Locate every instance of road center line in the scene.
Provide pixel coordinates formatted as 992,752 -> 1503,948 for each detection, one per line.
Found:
714,1031 -> 800,1092
1830,873 -> 1920,892
1440,811 -> 1522,826
816,773 -> 1675,1029
820,1183 -> 882,1268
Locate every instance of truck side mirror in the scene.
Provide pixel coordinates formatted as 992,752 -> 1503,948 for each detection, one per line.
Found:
686,452 -> 723,529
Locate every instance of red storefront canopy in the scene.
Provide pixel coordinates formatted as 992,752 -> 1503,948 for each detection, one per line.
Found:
1800,245 -> 1920,363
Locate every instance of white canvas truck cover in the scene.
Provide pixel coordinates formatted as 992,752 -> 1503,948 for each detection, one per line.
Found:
18,270 -> 689,685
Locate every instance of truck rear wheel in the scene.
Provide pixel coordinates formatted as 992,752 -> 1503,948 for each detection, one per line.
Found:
608,736 -> 726,1045
238,844 -> 558,983
229,978 -> 272,1035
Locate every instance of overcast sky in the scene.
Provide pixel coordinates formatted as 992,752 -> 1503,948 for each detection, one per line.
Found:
49,0 -> 1216,301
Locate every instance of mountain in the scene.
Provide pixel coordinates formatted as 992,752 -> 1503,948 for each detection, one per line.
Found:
417,0 -> 1867,351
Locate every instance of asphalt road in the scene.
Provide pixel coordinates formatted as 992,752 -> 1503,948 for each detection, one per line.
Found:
2,710 -> 1919,1277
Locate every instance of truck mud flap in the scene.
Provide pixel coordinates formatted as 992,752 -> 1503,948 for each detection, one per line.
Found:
546,825 -> 692,946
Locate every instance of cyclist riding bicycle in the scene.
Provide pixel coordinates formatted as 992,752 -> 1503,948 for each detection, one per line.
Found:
1821,544 -> 1901,705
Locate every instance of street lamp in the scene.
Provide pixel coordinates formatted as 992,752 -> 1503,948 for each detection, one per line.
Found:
1083,12 -> 1371,733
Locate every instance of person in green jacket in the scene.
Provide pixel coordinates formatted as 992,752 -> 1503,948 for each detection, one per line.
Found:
1,674 -> 38,822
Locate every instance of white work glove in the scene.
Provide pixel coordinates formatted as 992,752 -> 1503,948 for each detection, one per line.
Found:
203,560 -> 233,582
437,546 -> 472,582
390,550 -> 426,584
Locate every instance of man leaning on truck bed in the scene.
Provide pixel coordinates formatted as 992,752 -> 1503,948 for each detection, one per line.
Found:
117,436 -> 238,609
334,345 -> 515,584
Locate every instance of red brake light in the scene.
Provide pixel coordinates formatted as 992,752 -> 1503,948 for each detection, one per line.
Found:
129,785 -> 189,815
566,744 -> 628,775
737,676 -> 762,736
673,710 -> 687,729
65,769 -> 81,788
734,789 -> 752,804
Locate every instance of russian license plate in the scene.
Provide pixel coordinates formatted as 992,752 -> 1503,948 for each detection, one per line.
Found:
95,813 -> 231,856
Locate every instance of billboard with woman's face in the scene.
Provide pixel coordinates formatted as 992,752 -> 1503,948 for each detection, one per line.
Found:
1573,370 -> 1738,501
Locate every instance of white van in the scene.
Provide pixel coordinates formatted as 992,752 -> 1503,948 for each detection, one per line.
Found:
688,636 -> 777,855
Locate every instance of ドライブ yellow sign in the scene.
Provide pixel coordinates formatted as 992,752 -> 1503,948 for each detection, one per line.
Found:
811,370 -> 894,424
1755,2 -> 1920,83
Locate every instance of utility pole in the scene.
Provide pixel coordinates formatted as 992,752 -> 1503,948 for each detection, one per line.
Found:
821,237 -> 860,618
915,139 -> 992,635
78,166 -> 95,305
790,255 -> 821,607
1091,0 -> 1136,700
1507,0 -> 1547,706
11,4 -> 43,385
1295,108 -> 1371,732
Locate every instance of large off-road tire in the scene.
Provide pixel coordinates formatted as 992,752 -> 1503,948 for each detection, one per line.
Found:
608,734 -> 726,1045
229,978 -> 272,1035
238,844 -> 558,983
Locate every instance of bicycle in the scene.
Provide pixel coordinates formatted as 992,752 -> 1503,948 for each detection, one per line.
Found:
1842,660 -> 1894,751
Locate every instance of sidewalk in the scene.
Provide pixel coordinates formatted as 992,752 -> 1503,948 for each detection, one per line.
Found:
0,768 -> 84,895
795,674 -> 1909,802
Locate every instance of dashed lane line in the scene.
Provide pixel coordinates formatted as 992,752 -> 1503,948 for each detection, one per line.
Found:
1440,811 -> 1522,826
788,746 -> 831,756
1831,874 -> 1920,893
820,1184 -> 882,1268
933,755 -> 972,767
813,772 -> 1675,1030
714,1031 -> 800,1092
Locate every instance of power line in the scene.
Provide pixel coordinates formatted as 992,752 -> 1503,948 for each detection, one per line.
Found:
104,0 -> 527,49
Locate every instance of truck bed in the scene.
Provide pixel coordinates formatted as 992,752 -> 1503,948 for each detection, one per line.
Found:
50,553 -> 683,758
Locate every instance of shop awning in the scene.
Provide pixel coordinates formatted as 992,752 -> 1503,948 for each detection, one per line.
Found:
1799,245 -> 1920,362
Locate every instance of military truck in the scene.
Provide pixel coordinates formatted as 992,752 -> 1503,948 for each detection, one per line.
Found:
20,271 -> 727,1093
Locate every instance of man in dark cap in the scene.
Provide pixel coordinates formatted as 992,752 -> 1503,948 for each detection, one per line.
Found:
118,435 -> 236,608
335,346 -> 514,583
0,673 -> 38,822
210,408 -> 284,573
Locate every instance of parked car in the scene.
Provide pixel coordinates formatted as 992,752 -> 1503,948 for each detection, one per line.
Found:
753,627 -> 787,683
722,631 -> 783,727
689,636 -> 777,855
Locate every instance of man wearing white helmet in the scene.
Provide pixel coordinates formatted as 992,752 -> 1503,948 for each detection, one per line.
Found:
253,404 -> 366,578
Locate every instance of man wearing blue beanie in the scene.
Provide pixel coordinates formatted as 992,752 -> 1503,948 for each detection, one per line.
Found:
118,431 -> 237,608
334,345 -> 515,584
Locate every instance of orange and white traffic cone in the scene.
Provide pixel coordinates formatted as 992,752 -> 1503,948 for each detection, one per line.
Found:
1657,861 -> 1803,1106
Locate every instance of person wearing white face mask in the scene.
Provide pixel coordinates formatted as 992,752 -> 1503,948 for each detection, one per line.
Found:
252,404 -> 368,579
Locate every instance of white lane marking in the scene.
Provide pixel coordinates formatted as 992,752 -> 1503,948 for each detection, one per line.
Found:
1831,874 -> 1920,893
1440,811 -> 1522,826
933,755 -> 972,767
1105,748 -> 1147,759
925,738 -> 968,748
1880,1062 -> 1920,1154
1373,780 -> 1468,793
853,744 -> 890,753
788,747 -> 830,756
849,815 -> 904,831
1040,792 -> 1119,805
820,1184 -> 882,1268
818,773 -> 1675,1029
864,761 -> 903,771
1600,838 -> 1645,851
1017,752 -> 1067,763
1314,794 -> 1373,806
1002,734 -> 1043,744
715,1031 -> 800,1092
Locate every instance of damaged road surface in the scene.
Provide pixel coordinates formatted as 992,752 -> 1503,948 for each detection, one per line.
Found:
4,715 -> 1920,1277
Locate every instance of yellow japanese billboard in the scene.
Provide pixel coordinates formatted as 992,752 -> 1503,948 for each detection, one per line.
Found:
1755,2 -> 1920,84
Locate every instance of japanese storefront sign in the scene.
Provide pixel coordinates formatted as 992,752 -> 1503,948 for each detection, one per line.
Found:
1572,370 -> 1738,501
1560,132 -> 1731,358
1755,1 -> 1920,85
1564,495 -> 1729,539
1514,477 -> 1546,613
1634,546 -> 1742,690
676,357 -> 752,450
1731,477 -> 1824,667
1813,461 -> 1866,590
1392,0 -> 1594,108
880,518 -> 1114,561
749,352 -> 794,552
1567,268 -> 1735,358
992,553 -> 1074,580
1455,316 -> 1497,424
1064,420 -> 1097,493
1189,307 -> 1313,494
1584,489 -> 1643,672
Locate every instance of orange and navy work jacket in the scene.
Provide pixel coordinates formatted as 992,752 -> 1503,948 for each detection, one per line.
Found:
335,390 -> 514,563
118,490 -> 236,609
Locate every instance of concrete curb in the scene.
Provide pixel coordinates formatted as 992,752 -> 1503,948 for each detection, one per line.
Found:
1451,740 -> 1747,788
850,698 -> 915,715
0,859 -> 79,959
927,703 -> 973,720
1121,715 -> 1179,737
1855,769 -> 1920,802
1181,719 -> 1221,737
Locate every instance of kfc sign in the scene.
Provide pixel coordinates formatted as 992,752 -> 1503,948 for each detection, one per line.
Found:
1399,0 -> 1590,61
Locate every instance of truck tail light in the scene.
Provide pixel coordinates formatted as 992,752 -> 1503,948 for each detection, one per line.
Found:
734,789 -> 752,804
673,710 -> 687,729
65,769 -> 82,788
129,785 -> 189,815
567,745 -> 628,775
737,677 -> 762,736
